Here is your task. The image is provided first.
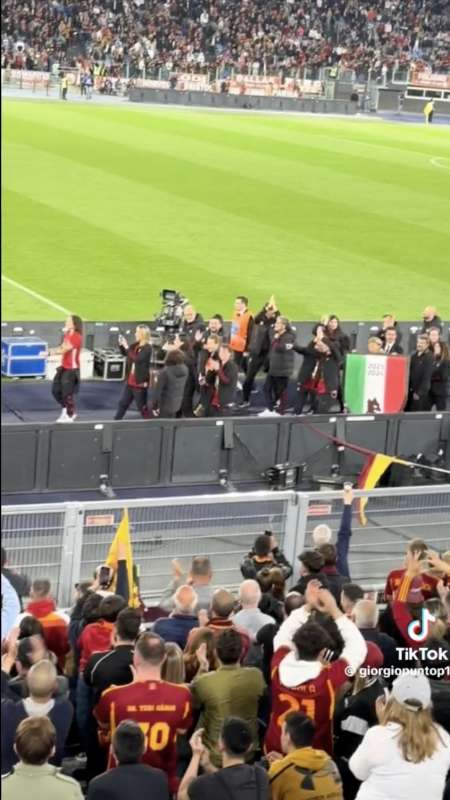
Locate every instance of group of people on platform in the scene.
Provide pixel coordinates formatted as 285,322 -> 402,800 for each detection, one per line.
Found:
50,302 -> 449,422
2,487 -> 450,800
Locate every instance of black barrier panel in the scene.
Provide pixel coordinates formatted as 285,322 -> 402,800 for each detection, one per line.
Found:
171,422 -> 223,484
287,419 -> 336,475
111,424 -> 163,487
342,418 -> 391,473
1,414 -> 449,495
395,416 -> 446,461
1,428 -> 39,493
47,427 -> 106,490
229,421 -> 280,482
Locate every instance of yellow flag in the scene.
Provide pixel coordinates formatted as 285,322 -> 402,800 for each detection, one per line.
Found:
359,454 -> 408,525
268,294 -> 277,310
106,509 -> 139,608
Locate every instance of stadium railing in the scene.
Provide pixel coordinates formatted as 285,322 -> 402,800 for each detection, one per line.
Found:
2,485 -> 449,608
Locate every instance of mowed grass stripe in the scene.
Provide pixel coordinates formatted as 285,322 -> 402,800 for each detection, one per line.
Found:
3,142 -> 450,319
6,102 -> 450,197
5,117 -> 450,283
4,107 -> 449,234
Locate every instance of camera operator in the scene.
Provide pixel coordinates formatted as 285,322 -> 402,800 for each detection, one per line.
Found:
180,304 -> 205,341
114,326 -> 152,420
259,316 -> 296,416
241,300 -> 279,408
152,348 -> 188,418
203,344 -> 239,417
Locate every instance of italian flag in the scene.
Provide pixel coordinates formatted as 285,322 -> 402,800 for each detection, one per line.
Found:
344,354 -> 409,414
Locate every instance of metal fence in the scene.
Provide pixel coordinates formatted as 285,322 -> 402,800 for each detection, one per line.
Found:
2,486 -> 449,608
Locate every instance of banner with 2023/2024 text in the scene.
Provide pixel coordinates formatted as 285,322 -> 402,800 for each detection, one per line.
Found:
344,354 -> 410,413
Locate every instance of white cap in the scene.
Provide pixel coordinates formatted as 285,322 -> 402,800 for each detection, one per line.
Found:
391,672 -> 432,711
312,524 -> 332,545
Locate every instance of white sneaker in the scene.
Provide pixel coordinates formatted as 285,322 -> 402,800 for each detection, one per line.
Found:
258,409 -> 277,417
66,414 -> 77,423
56,409 -> 68,423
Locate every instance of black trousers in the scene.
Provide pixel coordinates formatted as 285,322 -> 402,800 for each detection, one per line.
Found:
52,367 -> 79,416
296,386 -> 335,414
264,375 -> 289,412
232,350 -> 247,372
429,392 -> 447,411
114,384 -> 149,419
242,353 -> 266,401
405,391 -> 430,412
62,87 -> 67,100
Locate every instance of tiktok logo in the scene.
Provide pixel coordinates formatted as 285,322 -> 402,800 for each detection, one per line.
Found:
407,609 -> 436,643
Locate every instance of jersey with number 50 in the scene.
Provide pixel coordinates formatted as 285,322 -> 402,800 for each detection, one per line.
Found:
95,679 -> 192,793
265,646 -> 349,756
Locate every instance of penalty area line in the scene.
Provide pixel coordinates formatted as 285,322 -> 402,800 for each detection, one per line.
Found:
430,157 -> 450,170
2,275 -> 71,314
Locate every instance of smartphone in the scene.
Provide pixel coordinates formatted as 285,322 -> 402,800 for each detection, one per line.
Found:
98,565 -> 111,586
344,482 -> 353,490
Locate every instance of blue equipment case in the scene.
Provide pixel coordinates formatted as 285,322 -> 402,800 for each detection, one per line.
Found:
1,336 -> 48,377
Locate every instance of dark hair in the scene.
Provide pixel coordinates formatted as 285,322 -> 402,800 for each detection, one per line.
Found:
135,632 -> 166,665
211,314 -> 223,325
15,717 -> 56,765
309,611 -> 344,659
407,538 -> 428,559
211,589 -> 235,619
17,637 -> 36,670
292,621 -> 333,661
258,567 -> 285,601
99,594 -> 127,623
284,711 -> 315,748
18,616 -> 44,640
112,720 -> 145,764
216,629 -> 242,664
165,349 -> 186,366
254,534 -> 272,557
384,326 -> 397,334
71,315 -> 83,334
191,556 -> 211,577
342,583 -> 365,604
299,550 -> 324,573
317,543 -> 337,567
285,592 -> 304,616
221,717 -> 252,756
82,592 -> 103,623
116,608 -> 141,642
236,296 -> 248,307
32,579 -> 51,597
1,547 -> 6,569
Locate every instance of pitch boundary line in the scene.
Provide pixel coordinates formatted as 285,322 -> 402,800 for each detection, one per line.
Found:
2,275 -> 70,314
430,157 -> 450,170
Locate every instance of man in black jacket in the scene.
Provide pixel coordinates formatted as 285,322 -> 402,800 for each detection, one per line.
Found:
87,720 -> 169,800
382,327 -> 404,355
421,305 -> 442,334
241,302 -> 279,408
204,344 -> 238,416
181,305 -> 205,341
114,326 -> 152,419
153,349 -> 188,418
84,608 -> 140,704
240,531 -> 293,581
295,327 -> 340,414
405,334 -> 434,411
353,599 -> 400,672
259,317 -> 295,416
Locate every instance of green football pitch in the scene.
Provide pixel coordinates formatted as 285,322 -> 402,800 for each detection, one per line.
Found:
2,99 -> 450,322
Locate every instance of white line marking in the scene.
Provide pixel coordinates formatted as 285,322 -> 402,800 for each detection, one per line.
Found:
2,275 -> 70,314
430,157 -> 450,170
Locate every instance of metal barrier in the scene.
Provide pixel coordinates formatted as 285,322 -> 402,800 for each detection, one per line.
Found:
2,486 -> 449,608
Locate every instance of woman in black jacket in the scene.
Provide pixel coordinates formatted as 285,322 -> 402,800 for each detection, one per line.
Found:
295,325 -> 341,414
325,315 -> 351,361
114,325 -> 152,419
153,349 -> 188,418
429,341 -> 450,411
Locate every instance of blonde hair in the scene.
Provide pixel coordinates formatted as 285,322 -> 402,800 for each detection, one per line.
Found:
136,325 -> 151,344
380,697 -> 441,763
161,643 -> 185,684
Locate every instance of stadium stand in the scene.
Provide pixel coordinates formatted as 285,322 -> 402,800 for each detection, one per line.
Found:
2,0 -> 449,78
1,488 -> 450,800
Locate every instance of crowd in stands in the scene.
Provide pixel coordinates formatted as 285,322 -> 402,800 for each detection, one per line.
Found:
2,0 -> 449,79
2,487 -> 450,799
112,300 -> 449,421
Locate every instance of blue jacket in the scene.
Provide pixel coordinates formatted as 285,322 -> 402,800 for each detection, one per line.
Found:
152,614 -> 198,648
1,698 -> 73,775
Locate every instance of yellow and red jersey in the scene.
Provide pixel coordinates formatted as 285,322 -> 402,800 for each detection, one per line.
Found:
384,568 -> 440,602
265,647 -> 349,756
94,679 -> 192,793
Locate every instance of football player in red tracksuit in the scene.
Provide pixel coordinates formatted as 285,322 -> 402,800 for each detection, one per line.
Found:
51,314 -> 83,422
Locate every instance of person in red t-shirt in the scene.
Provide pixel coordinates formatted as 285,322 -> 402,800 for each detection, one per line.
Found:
50,314 -> 83,422
265,585 -> 367,757
95,632 -> 192,794
384,538 -> 441,603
